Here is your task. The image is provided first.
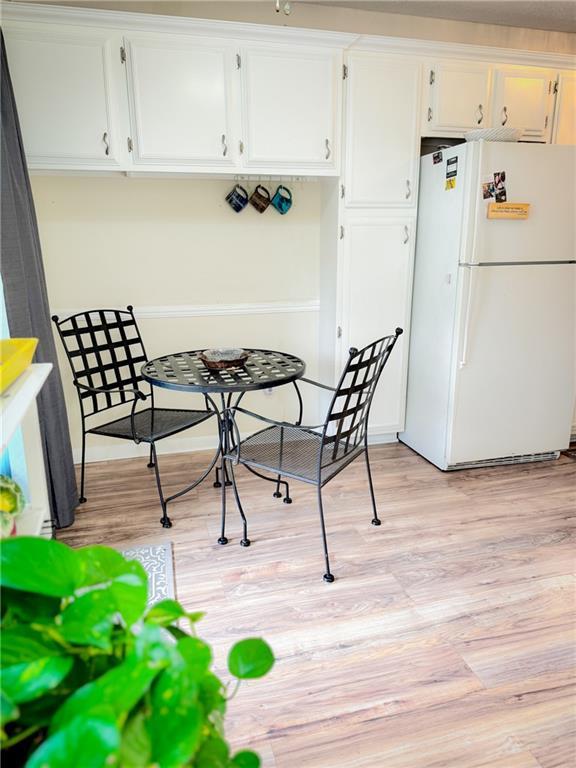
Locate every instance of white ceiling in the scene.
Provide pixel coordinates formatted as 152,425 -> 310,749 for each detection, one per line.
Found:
303,1 -> 576,34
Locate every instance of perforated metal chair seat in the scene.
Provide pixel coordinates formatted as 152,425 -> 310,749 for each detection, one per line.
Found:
88,407 -> 213,444
228,425 -> 364,485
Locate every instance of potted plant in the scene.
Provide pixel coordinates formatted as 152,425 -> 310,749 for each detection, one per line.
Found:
0,476 -> 26,538
0,536 -> 274,767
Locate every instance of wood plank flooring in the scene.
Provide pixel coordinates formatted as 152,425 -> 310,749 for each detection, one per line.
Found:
58,443 -> 576,768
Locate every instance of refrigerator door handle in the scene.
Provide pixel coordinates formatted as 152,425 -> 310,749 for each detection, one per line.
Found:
459,266 -> 477,368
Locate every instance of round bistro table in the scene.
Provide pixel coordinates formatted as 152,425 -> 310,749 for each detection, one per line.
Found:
141,348 -> 306,530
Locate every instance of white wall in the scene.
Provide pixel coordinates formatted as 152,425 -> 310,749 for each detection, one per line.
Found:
31,176 -> 325,461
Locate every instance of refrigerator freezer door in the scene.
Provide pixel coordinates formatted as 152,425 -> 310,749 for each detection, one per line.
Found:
447,263 -> 575,465
466,142 -> 576,265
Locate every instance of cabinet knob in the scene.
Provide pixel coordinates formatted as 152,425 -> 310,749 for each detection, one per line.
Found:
405,179 -> 411,200
403,225 -> 409,244
427,107 -> 433,122
501,106 -> 508,126
221,134 -> 228,157
325,138 -> 331,160
477,104 -> 483,125
102,131 -> 110,156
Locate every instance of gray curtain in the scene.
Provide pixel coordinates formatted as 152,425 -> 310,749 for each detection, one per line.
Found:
1,31 -> 77,528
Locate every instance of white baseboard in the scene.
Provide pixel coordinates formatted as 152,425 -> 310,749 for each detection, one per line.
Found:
75,430 -> 398,464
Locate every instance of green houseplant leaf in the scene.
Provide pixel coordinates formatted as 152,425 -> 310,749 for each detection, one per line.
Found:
75,545 -> 148,626
26,711 -> 120,768
231,750 -> 261,768
0,691 -> 19,727
146,656 -> 202,767
0,538 -> 82,597
228,639 -> 275,680
59,589 -> 117,650
1,627 -> 73,705
0,538 -> 274,766
119,711 -> 151,768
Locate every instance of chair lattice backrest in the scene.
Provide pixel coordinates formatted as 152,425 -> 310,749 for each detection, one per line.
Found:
321,330 -> 402,463
52,306 -> 148,416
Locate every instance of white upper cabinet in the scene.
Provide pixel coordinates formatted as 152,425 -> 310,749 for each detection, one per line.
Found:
239,44 -> 341,173
552,71 -> 576,145
4,24 -> 126,169
123,34 -> 239,168
491,66 -> 555,140
423,60 -> 491,133
344,53 -> 421,207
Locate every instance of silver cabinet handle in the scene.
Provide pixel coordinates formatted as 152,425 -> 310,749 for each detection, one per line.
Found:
102,131 -> 110,156
427,107 -> 433,122
405,180 -> 411,200
337,326 -> 342,339
221,134 -> 227,157
403,225 -> 409,244
239,140 -> 244,155
501,106 -> 508,126
325,138 -> 331,160
477,104 -> 483,125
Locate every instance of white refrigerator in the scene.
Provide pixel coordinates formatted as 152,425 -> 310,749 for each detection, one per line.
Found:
400,140 -> 576,470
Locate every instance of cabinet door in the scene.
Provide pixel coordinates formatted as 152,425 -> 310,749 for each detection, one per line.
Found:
4,24 -> 125,169
124,35 -> 239,168
344,53 -> 421,207
552,72 -> 576,145
491,66 -> 555,140
240,44 -> 340,173
340,216 -> 415,434
424,60 -> 491,133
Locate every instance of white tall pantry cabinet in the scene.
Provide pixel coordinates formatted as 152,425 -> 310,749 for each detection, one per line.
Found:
321,52 -> 420,437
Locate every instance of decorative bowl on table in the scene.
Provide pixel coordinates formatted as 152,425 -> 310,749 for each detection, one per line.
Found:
199,348 -> 249,370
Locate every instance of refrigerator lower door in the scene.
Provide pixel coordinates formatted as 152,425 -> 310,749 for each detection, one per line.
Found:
447,263 -> 575,466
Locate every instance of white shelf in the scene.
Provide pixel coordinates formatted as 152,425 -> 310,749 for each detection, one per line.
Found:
1,363 -> 53,538
1,363 -> 52,452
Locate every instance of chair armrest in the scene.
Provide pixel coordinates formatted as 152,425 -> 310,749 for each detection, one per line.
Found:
230,406 -> 323,431
299,376 -> 337,392
74,380 -> 147,401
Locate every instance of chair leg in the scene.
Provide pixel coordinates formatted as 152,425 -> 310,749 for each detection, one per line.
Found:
147,443 -> 155,469
79,430 -> 87,503
228,460 -> 250,547
317,485 -> 334,583
218,461 -> 228,545
214,465 -> 233,489
273,474 -> 292,504
150,444 -> 172,529
364,445 -> 381,526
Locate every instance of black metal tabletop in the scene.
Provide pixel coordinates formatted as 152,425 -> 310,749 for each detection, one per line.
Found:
141,349 -> 306,394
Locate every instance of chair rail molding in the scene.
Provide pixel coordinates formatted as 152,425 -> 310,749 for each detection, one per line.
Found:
52,300 -> 320,321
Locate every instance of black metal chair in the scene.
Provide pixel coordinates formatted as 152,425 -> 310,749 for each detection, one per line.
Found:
222,329 -> 403,582
52,306 -> 217,528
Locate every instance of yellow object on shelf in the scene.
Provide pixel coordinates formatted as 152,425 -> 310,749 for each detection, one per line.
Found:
0,339 -> 39,394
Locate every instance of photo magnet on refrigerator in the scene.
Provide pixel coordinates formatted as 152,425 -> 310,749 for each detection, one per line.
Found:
494,171 -> 507,202
482,182 -> 495,199
432,151 -> 443,164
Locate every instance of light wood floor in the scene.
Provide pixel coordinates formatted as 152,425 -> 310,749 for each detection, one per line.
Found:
59,443 -> 576,768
